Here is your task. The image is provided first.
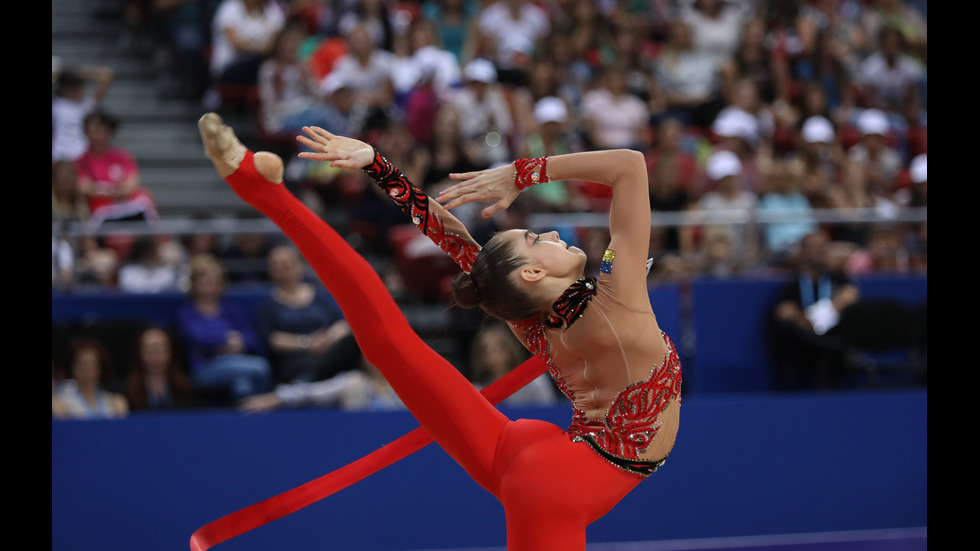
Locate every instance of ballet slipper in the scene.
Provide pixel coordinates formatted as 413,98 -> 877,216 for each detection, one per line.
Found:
198,112 -> 284,184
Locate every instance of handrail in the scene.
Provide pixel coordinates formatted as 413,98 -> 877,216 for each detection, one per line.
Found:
52,207 -> 927,237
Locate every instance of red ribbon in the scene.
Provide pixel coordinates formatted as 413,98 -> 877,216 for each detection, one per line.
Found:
190,355 -> 549,551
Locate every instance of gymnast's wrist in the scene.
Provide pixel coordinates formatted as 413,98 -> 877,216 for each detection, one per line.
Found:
513,157 -> 550,190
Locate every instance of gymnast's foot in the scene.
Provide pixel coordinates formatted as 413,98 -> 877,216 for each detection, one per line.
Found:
198,112 -> 283,183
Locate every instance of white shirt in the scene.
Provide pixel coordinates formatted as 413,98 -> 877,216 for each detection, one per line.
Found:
857,53 -> 925,111
51,95 -> 96,162
477,2 -> 550,66
581,89 -> 649,149
210,0 -> 286,76
320,50 -> 397,96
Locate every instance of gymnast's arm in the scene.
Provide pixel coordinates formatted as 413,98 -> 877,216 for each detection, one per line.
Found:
439,149 -> 652,304
297,126 -> 482,272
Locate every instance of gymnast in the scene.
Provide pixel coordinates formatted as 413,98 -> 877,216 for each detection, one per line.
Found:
197,112 -> 681,550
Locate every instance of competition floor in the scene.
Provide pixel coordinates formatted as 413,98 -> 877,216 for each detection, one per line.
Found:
416,528 -> 927,551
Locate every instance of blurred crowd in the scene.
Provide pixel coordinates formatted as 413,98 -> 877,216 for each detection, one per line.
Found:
52,0 -> 927,417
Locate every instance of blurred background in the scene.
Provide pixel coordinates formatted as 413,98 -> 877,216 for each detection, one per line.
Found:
52,0 -> 926,550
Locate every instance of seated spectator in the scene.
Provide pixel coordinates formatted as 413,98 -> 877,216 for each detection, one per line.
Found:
755,157 -> 817,264
320,21 -> 398,134
768,230 -> 861,390
475,0 -> 550,85
124,326 -> 195,411
336,0 -> 400,54
581,62 -> 651,151
238,355 -> 403,412
448,58 -> 515,166
719,15 -> 789,105
176,254 -> 273,403
682,150 -> 759,268
52,65 -> 114,162
206,0 -> 287,108
516,96 -> 588,212
149,0 -> 220,101
846,108 -> 903,200
420,0 -> 480,65
256,22 -> 349,138
681,0 -> 746,71
827,157 -> 900,246
855,25 -> 925,127
413,105 -> 484,190
392,18 -> 462,102
72,235 -> 121,288
52,160 -> 89,224
74,111 -> 160,259
219,222 -> 277,284
650,18 -> 725,129
52,234 -> 74,290
254,245 -> 360,384
116,236 -> 182,294
53,337 -> 128,419
792,115 -> 844,184
468,322 -> 557,407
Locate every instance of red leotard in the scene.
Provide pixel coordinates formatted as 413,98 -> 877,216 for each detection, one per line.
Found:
216,151 -> 645,550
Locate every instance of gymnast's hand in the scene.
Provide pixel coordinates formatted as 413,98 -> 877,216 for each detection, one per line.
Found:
296,126 -> 375,170
437,163 -> 519,218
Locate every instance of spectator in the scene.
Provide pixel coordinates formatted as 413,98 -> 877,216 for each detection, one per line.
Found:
846,108 -> 903,199
793,114 -> 844,184
650,18 -> 725,129
74,111 -> 160,228
150,0 -> 222,101
206,0 -> 286,107
116,236 -> 182,294
826,156 -> 899,246
845,224 -> 910,277
51,65 -> 114,162
336,0 -> 401,54
219,221 -> 277,284
420,0 -> 480,64
580,62 -> 650,151
392,17 -> 462,102
238,355 -> 403,412
124,325 -> 195,410
320,21 -> 398,133
768,230 -> 861,390
53,337 -> 129,419
647,154 -> 693,255
516,96 -> 587,212
681,0 -> 746,71
420,0 -> 480,66
254,244 -> 360,384
475,0 -> 550,85
256,22 -> 348,138
854,25 -> 925,127
449,58 -> 515,166
415,104 -> 485,190
719,15 -> 790,105
468,322 -> 557,407
682,149 -> 759,270
898,152 -> 927,208
72,235 -> 121,288
861,0 -> 927,62
789,25 -> 859,117
52,160 -> 89,224
175,254 -> 273,402
756,156 -> 818,263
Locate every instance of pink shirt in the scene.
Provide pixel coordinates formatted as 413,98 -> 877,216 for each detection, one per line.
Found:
74,147 -> 139,212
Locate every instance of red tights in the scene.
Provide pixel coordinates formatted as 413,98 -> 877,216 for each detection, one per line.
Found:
224,152 -> 642,550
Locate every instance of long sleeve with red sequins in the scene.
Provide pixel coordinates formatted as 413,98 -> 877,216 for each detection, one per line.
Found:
362,150 -> 482,272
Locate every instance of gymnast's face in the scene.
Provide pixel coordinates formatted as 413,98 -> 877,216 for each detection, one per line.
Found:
502,228 -> 587,281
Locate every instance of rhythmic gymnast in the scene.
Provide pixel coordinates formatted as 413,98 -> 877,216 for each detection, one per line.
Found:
196,112 -> 681,551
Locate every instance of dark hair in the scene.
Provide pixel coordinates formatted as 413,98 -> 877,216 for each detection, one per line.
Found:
83,110 -> 119,134
451,233 -> 538,322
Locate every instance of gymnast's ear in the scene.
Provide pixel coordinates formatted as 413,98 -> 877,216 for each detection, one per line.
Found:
518,265 -> 546,284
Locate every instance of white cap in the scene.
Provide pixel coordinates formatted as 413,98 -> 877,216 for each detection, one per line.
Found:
712,108 -> 759,147
909,153 -> 927,183
857,108 -> 890,136
705,150 -> 742,180
801,116 -> 835,144
533,96 -> 568,124
463,58 -> 496,83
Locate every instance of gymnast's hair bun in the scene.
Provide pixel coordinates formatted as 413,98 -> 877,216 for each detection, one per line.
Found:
451,272 -> 481,308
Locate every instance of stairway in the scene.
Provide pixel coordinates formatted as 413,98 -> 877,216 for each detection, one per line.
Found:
51,0 -> 251,218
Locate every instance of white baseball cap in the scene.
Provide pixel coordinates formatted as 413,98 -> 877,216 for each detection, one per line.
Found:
533,96 -> 568,124
464,58 -> 497,83
857,109 -> 890,136
712,108 -> 759,147
801,116 -> 835,144
705,150 -> 743,180
909,153 -> 927,183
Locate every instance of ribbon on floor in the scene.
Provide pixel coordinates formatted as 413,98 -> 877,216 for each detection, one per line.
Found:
190,355 -> 549,551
